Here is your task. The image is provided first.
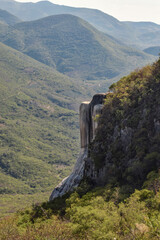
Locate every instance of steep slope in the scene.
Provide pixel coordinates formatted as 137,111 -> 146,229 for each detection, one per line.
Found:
0,14 -> 155,81
0,42 -> 93,194
0,0 -> 160,49
1,60 -> 160,239
50,58 -> 160,201
50,59 -> 160,200
86,59 -> 160,195
0,8 -> 21,25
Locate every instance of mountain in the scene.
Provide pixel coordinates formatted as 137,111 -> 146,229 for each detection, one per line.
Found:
49,58 -> 160,200
0,41 -> 95,195
88,59 -> 160,193
121,21 -> 160,49
0,14 -> 155,81
0,0 -> 160,49
1,59 -> 160,240
0,8 -> 21,25
144,46 -> 160,56
39,58 -> 160,239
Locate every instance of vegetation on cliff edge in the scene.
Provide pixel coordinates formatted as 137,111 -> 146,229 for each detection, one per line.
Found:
1,58 -> 160,240
90,58 -> 160,196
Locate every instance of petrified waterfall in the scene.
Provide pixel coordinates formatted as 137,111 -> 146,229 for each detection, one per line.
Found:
49,93 -> 106,201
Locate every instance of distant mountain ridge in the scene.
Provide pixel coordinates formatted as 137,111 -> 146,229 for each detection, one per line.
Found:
0,0 -> 160,49
0,14 -> 155,81
0,8 -> 21,25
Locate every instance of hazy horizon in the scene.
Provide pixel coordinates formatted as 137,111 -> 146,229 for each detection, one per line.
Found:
15,0 -> 160,24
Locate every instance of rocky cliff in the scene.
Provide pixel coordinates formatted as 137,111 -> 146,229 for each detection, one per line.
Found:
50,93 -> 106,200
50,59 -> 160,200
86,60 -> 160,193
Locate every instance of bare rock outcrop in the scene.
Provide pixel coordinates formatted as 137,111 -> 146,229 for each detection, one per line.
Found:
49,93 -> 106,201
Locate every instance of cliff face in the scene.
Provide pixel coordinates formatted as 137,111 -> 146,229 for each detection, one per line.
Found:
50,59 -> 160,200
49,93 -> 106,200
85,60 -> 160,192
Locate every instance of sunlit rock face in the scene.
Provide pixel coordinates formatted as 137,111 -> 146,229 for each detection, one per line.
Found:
80,102 -> 90,148
49,148 -> 88,200
49,93 -> 106,201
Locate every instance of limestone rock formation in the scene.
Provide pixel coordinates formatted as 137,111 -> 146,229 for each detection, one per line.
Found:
49,148 -> 88,200
79,102 -> 90,149
49,93 -> 106,201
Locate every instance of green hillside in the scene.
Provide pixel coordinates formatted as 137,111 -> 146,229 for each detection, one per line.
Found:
1,59 -> 160,240
89,59 -> 160,194
0,0 -> 160,49
0,42 -> 94,196
0,14 -> 155,81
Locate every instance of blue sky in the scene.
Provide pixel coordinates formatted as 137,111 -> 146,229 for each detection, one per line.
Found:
16,0 -> 160,24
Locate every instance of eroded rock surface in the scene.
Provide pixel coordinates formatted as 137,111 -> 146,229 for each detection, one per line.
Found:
49,148 -> 88,200
80,102 -> 90,148
49,93 -> 106,201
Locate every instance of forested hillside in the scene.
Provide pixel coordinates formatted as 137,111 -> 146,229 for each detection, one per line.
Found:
0,14 -> 155,81
88,59 -> 160,195
0,0 -> 160,49
0,10 -> 155,217
1,59 -> 160,240
0,2 -> 159,238
0,42 -> 94,196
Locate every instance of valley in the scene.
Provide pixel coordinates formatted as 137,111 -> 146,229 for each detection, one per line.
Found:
0,1 -> 160,239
